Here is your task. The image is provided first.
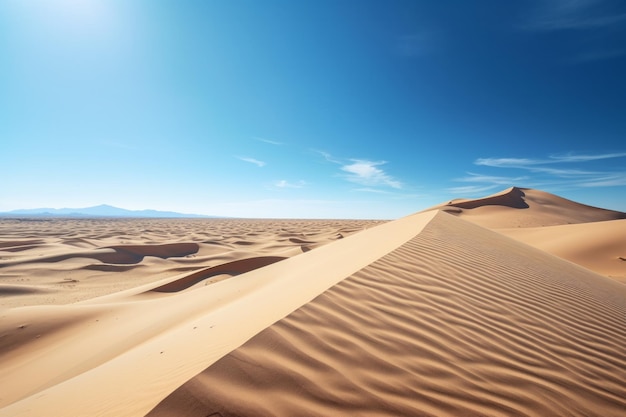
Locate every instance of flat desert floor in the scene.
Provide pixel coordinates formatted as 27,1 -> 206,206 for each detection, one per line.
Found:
1,187 -> 625,416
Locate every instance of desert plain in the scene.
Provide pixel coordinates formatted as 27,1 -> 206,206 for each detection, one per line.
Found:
0,187 -> 625,416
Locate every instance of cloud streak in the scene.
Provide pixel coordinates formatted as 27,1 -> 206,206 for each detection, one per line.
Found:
254,137 -> 283,145
476,152 -> 626,167
341,160 -> 402,189
236,156 -> 266,167
448,173 -> 529,195
524,0 -> 626,31
312,151 -> 405,191
274,180 -> 305,189
312,149 -> 343,164
468,151 -> 626,190
521,0 -> 626,61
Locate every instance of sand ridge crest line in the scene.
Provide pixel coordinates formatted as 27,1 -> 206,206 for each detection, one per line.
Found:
425,187 -> 626,228
0,210 -> 438,417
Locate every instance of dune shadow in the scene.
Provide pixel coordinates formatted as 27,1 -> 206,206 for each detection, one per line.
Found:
0,284 -> 50,295
150,256 -> 286,293
0,240 -> 44,249
0,243 -> 200,267
449,187 -> 529,209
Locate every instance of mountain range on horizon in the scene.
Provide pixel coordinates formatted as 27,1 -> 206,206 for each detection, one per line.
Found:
0,204 -> 217,219
3,186 -> 626,220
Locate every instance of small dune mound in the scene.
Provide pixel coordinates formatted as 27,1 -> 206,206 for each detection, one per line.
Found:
150,256 -> 286,293
288,237 -> 314,244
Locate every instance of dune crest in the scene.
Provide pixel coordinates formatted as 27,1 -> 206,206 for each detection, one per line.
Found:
444,186 -> 529,209
425,187 -> 626,280
428,186 -> 626,228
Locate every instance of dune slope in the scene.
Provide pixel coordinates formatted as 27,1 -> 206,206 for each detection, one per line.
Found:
425,187 -> 626,280
149,211 -> 626,417
499,219 -> 626,283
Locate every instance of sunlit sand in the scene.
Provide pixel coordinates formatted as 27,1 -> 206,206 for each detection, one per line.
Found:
1,188 -> 625,416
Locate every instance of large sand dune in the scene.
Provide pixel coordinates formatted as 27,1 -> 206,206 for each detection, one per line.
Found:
429,186 -> 626,228
1,188 -> 625,416
149,212 -> 626,417
427,187 -> 626,282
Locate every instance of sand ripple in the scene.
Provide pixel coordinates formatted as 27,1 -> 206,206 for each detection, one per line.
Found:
149,212 -> 626,417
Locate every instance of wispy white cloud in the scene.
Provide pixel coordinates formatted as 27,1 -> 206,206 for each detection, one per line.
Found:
532,12 -> 626,30
475,157 -> 543,167
471,152 -> 626,189
524,0 -> 626,31
311,151 -> 405,190
526,167 -> 599,177
521,0 -> 626,61
274,180 -> 305,189
447,185 -> 500,195
550,152 -> 626,162
312,149 -> 343,164
341,160 -> 402,189
254,137 -> 283,145
353,188 -> 393,194
576,173 -> 626,187
455,172 -> 530,184
448,173 -> 529,195
476,152 -> 626,168
236,156 -> 266,167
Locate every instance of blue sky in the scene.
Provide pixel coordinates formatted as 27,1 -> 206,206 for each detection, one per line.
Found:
1,0 -> 625,219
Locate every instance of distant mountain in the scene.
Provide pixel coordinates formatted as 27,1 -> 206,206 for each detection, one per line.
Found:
0,204 -> 218,218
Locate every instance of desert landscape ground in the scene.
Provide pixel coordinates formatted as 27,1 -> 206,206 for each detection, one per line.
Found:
1,187 -> 625,416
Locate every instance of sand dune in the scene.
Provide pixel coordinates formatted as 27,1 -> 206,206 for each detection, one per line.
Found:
0,213 -> 431,416
426,187 -> 626,281
429,186 -> 626,228
147,212 -> 626,417
499,219 -> 626,283
0,218 -> 379,308
1,189 -> 625,416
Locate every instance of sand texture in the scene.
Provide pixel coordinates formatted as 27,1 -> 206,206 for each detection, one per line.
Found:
428,187 -> 626,281
0,218 -> 380,308
149,211 -> 626,417
499,219 -> 626,283
1,188 -> 625,416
